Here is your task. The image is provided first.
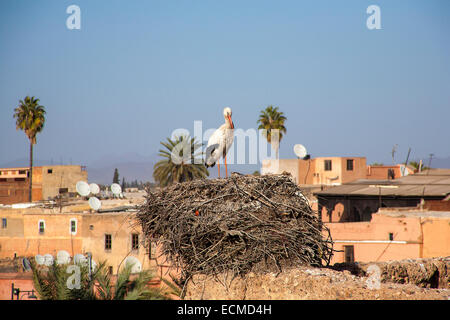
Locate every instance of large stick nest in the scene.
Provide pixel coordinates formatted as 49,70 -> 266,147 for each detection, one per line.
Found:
136,173 -> 334,279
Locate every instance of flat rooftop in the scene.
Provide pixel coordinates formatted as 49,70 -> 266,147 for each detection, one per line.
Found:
314,169 -> 450,197
376,208 -> 450,218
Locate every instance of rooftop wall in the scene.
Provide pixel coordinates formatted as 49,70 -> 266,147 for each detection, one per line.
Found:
325,212 -> 450,264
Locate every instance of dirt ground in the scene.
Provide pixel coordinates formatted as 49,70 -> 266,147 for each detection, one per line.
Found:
185,257 -> 450,300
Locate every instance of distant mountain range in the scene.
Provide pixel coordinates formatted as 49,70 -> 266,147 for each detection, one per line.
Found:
0,153 -> 157,185
2,154 -> 449,185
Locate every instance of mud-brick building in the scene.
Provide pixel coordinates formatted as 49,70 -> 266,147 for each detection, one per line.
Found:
0,201 -> 177,299
262,157 -> 415,186
325,209 -> 450,264
314,169 -> 450,223
0,165 -> 88,204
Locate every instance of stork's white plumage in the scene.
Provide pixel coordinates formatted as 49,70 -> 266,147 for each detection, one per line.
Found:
205,107 -> 234,178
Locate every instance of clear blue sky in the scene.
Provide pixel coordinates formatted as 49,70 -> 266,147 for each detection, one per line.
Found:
1,0 -> 449,175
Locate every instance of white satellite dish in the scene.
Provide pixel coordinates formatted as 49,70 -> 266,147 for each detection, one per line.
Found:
88,197 -> 102,211
76,181 -> 90,197
22,258 -> 32,271
43,254 -> 54,266
56,250 -> 71,265
35,254 -> 45,265
124,256 -> 142,273
73,254 -> 87,266
293,144 -> 308,159
89,183 -> 100,195
110,183 -> 122,196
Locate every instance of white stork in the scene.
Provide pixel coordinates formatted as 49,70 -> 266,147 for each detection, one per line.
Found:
205,107 -> 235,178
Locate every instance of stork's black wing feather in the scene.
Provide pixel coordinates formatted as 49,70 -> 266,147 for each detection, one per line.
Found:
205,143 -> 219,168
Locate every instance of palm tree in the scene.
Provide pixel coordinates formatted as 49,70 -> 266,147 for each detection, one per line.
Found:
409,161 -> 429,173
13,96 -> 46,202
95,263 -> 168,300
31,259 -> 172,300
257,105 -> 287,159
31,259 -> 100,300
153,135 -> 209,187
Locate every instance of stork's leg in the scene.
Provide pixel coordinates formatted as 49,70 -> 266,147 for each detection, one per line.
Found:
217,159 -> 220,178
225,155 -> 228,178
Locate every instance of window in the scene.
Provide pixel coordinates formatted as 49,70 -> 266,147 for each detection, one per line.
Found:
70,219 -> 77,235
324,160 -> 332,171
19,170 -> 26,174
38,220 -> 45,234
344,245 -> 354,263
132,233 -> 139,250
0,178 -> 6,182
108,266 -> 113,275
47,169 -> 53,174
59,188 -> 69,194
387,169 -> 395,180
388,233 -> 394,241
346,159 -> 354,171
1,218 -> 6,229
14,178 -> 25,182
105,234 -> 112,250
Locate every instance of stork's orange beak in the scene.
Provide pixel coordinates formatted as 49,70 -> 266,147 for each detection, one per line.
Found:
227,114 -> 234,129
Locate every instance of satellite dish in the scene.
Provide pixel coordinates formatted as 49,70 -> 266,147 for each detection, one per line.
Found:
88,197 -> 102,211
110,183 -> 122,196
56,250 -> 71,265
76,181 -> 90,197
74,254 -> 87,266
89,183 -> 100,195
22,258 -> 32,271
293,144 -> 308,159
124,256 -> 142,273
43,254 -> 54,266
35,254 -> 45,265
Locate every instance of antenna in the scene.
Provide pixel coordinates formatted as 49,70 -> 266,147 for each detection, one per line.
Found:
110,183 -> 122,197
123,256 -> 142,273
391,144 -> 398,165
76,181 -> 90,197
293,144 -> 308,159
88,197 -> 102,211
56,250 -> 71,265
89,183 -> 100,195
402,147 -> 411,176
35,255 -> 44,265
22,258 -> 31,271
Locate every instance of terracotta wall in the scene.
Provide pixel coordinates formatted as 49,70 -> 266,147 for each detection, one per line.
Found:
263,157 -> 367,186
324,213 -> 450,264
261,159 -> 299,183
0,210 -> 83,258
0,209 -> 177,280
0,179 -> 39,205
0,274 -> 34,300
0,165 -> 88,204
80,213 -> 154,275
421,217 -> 450,258
40,165 -> 88,200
